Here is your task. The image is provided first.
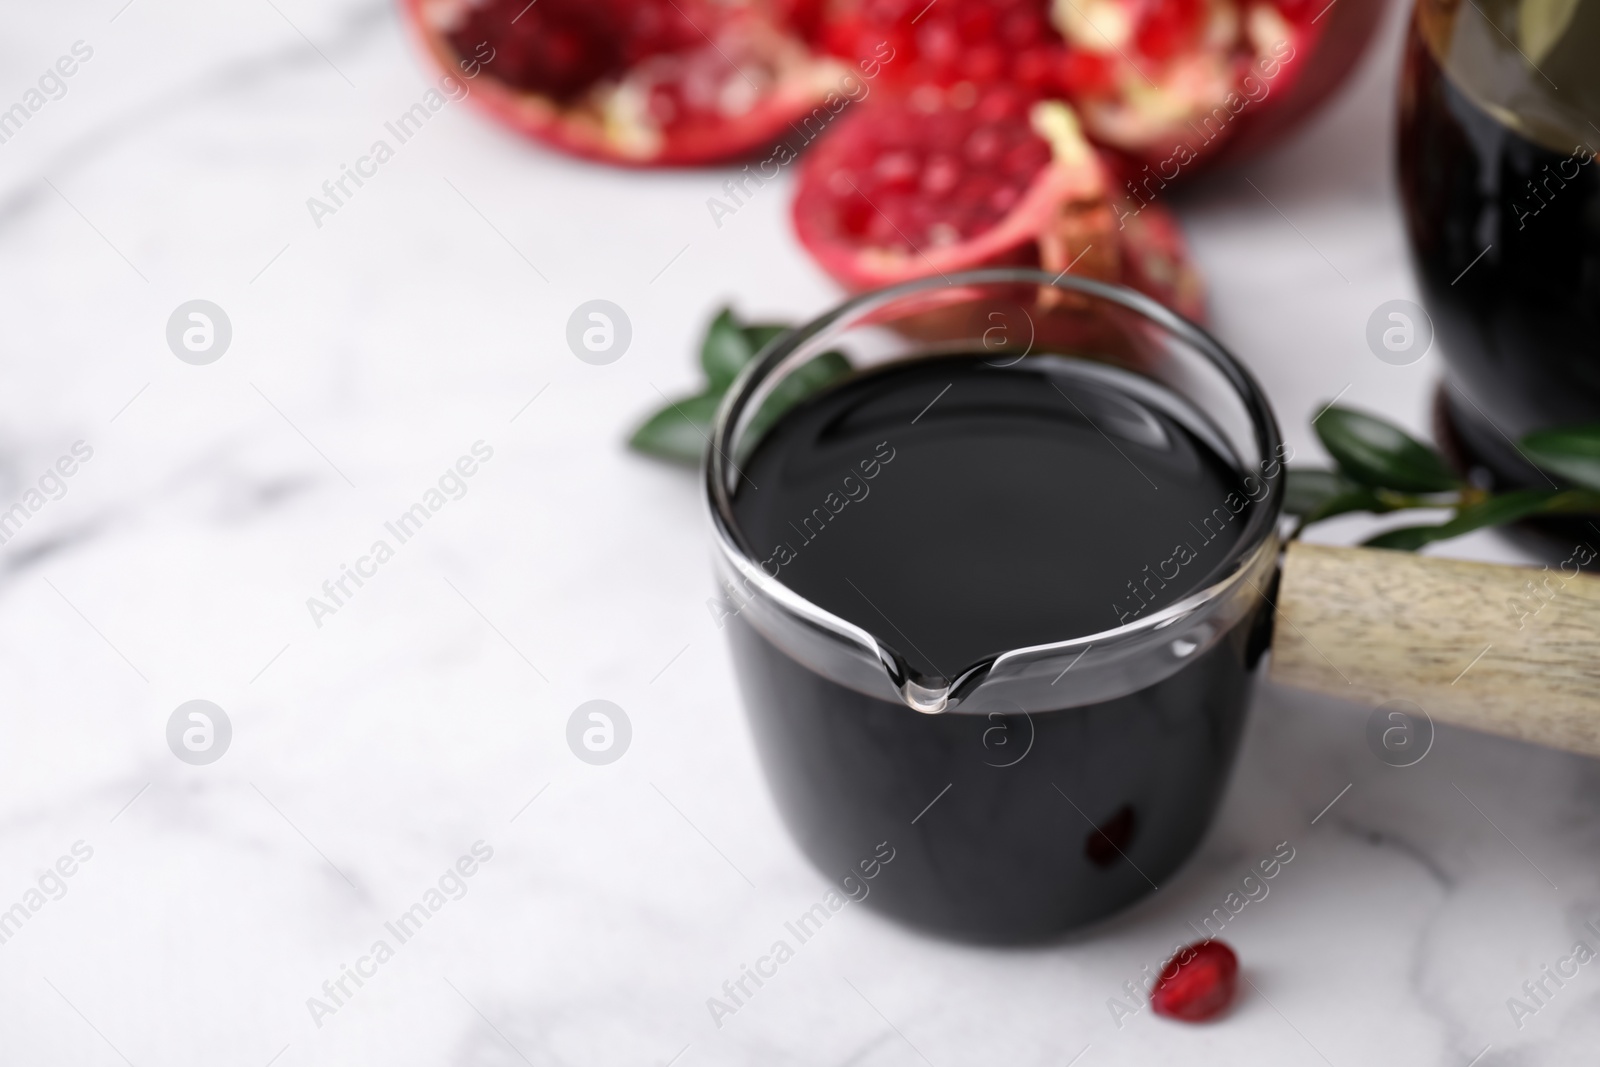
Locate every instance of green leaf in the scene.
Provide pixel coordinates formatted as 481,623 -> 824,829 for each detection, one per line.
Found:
628,392 -> 722,467
1360,525 -> 1445,552
742,323 -> 791,355
630,309 -> 836,466
701,308 -> 755,392
746,350 -> 853,442
1314,405 -> 1461,493
1522,425 -> 1600,492
1536,488 -> 1600,514
1362,490 -> 1562,551
1285,468 -> 1404,525
1283,468 -> 1346,517
1312,488 -> 1394,524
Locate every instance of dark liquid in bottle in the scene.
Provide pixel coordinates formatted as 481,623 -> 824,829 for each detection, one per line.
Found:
724,355 -> 1271,942
1398,0 -> 1600,489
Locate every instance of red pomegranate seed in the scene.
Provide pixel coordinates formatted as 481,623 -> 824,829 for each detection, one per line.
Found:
1057,50 -> 1118,97
962,43 -> 1006,83
445,0 -> 622,102
1014,48 -> 1057,91
1151,940 -> 1239,1022
1003,8 -> 1045,45
957,6 -> 996,37
916,20 -> 961,68
828,0 -> 1062,90
875,159 -> 919,193
922,154 -> 962,197
1134,0 -> 1208,62
964,126 -> 1004,166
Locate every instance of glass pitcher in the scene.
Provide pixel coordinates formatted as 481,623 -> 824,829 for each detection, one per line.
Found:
703,270 -> 1286,942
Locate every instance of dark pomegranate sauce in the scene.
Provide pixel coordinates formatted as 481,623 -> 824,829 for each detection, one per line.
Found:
723,354 -> 1275,942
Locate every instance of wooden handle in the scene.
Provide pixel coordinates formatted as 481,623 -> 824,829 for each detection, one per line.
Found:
1270,541 -> 1600,757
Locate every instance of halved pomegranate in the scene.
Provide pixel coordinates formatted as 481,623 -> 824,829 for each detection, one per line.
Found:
402,0 -> 845,165
815,0 -> 1387,172
791,88 -> 1205,320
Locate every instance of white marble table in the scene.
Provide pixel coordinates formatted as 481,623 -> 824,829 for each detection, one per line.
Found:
0,1 -> 1592,1064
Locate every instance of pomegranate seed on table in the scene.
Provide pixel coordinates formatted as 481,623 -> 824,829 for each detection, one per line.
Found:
1151,940 -> 1240,1022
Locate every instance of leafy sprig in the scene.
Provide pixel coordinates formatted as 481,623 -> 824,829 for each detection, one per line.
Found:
1287,405 -> 1600,549
629,309 -> 848,465
629,313 -> 1600,551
